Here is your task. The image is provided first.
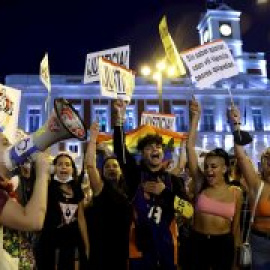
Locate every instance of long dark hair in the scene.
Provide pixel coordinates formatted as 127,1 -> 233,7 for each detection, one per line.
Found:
50,153 -> 83,199
101,156 -> 126,193
52,153 -> 78,182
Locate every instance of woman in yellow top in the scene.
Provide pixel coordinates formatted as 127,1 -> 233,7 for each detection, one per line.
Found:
229,105 -> 270,269
187,97 -> 242,270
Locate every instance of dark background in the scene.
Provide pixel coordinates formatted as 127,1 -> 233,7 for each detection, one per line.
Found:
0,0 -> 269,81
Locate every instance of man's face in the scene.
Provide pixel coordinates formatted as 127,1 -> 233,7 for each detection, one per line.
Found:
142,143 -> 164,170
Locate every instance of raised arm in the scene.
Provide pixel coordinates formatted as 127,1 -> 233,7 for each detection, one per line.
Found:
112,99 -> 140,198
85,121 -> 104,196
186,96 -> 203,194
170,141 -> 187,176
228,105 -> 260,195
112,99 -> 136,167
0,152 -> 50,231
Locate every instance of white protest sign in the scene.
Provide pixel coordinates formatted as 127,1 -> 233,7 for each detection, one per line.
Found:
141,112 -> 176,131
0,84 -> 21,144
40,53 -> 51,93
84,45 -> 130,84
180,39 -> 239,89
99,57 -> 135,101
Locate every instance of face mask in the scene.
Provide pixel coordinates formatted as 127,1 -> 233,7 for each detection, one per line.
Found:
54,174 -> 73,184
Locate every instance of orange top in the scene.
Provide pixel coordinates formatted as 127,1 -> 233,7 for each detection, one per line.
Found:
254,198 -> 270,231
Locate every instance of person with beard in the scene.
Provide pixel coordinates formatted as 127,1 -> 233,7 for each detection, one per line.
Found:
35,153 -> 89,270
85,121 -> 132,270
187,97 -> 242,270
112,100 -> 188,270
228,105 -> 270,269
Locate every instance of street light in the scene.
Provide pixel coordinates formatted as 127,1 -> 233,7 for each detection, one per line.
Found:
140,59 -> 177,112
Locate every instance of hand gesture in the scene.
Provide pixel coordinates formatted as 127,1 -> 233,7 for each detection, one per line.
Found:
189,96 -> 201,120
113,99 -> 127,119
89,121 -> 99,143
228,104 -> 241,127
143,178 -> 166,195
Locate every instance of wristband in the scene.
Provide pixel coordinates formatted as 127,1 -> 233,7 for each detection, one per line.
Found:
233,130 -> 253,146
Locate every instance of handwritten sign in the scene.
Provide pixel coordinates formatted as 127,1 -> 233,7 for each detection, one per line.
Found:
84,45 -> 130,84
99,57 -> 135,101
180,39 -> 239,89
141,112 -> 176,131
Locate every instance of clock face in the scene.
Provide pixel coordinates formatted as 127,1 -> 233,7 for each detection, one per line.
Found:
219,23 -> 232,37
203,29 -> 209,43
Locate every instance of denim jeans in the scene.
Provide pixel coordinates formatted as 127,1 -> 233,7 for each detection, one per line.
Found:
250,233 -> 270,269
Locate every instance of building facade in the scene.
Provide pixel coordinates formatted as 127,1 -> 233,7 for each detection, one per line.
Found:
5,3 -> 270,166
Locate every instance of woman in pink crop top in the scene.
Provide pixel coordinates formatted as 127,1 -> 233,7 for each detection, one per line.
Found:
229,105 -> 270,269
186,97 -> 243,270
0,133 -> 50,231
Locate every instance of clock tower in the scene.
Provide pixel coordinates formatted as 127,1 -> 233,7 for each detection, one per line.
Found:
197,1 -> 243,58
197,1 -> 268,83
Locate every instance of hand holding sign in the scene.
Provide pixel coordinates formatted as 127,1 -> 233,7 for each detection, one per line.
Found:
113,99 -> 128,126
227,104 -> 252,146
189,96 -> 201,120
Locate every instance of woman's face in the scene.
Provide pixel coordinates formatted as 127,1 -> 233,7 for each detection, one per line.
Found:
204,156 -> 227,186
103,159 -> 121,182
55,156 -> 73,181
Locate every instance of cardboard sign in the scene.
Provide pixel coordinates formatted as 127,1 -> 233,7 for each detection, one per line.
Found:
40,53 -> 51,93
99,57 -> 135,101
84,45 -> 130,84
0,84 -> 21,144
159,16 -> 186,76
180,39 -> 239,89
141,112 -> 176,131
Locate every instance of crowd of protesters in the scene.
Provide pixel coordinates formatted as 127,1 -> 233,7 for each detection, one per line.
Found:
1,97 -> 270,270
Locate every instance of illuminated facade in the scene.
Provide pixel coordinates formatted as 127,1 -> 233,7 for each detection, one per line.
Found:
5,3 -> 270,166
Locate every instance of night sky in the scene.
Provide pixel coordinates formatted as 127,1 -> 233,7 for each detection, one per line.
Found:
0,0 -> 269,82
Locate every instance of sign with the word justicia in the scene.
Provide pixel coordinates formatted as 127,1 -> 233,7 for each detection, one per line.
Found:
84,45 -> 130,84
140,112 -> 176,131
99,57 -> 135,101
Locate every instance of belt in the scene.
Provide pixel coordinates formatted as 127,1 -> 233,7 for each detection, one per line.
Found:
251,229 -> 270,239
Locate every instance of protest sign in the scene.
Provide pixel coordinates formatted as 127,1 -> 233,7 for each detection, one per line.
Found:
0,84 -> 21,144
141,112 -> 176,131
40,53 -> 51,93
84,45 -> 130,84
99,57 -> 135,101
180,39 -> 239,89
159,16 -> 186,77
